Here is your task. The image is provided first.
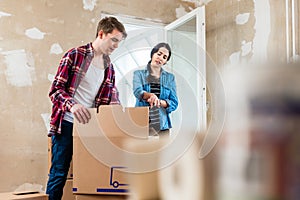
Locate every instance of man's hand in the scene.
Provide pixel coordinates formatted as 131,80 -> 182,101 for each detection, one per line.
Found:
70,104 -> 91,124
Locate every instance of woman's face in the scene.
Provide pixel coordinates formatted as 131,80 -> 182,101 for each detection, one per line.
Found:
150,47 -> 169,68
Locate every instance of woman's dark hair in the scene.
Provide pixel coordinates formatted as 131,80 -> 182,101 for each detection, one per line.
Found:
150,42 -> 172,61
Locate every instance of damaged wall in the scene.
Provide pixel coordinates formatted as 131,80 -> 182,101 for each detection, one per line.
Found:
0,0 -> 295,194
205,0 -> 287,69
206,0 -> 287,68
204,0 -> 289,125
0,0 -> 195,192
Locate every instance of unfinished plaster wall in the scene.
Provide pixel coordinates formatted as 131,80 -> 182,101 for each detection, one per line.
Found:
204,0 -> 288,125
205,0 -> 287,68
206,0 -> 289,99
0,0 -> 195,192
0,0 -> 293,194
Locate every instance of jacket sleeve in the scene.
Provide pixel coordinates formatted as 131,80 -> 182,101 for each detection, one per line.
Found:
133,70 -> 146,100
165,74 -> 178,114
49,50 -> 76,112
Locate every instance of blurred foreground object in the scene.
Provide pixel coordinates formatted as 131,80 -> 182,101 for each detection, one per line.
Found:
124,133 -> 213,200
218,63 -> 300,200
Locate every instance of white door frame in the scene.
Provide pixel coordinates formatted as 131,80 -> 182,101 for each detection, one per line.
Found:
165,7 -> 207,132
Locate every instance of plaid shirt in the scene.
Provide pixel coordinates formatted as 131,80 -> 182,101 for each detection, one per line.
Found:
48,42 -> 120,136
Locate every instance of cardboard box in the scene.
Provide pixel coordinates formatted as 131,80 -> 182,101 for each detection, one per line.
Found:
48,138 -> 73,179
62,180 -> 75,200
73,106 -> 148,195
75,194 -> 127,200
0,192 -> 48,200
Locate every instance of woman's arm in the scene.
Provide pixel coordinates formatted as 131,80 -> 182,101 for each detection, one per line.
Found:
164,74 -> 178,113
133,70 -> 146,100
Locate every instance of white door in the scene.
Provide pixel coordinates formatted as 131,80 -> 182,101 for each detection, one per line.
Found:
165,7 -> 207,133
111,8 -> 223,159
110,7 -> 207,133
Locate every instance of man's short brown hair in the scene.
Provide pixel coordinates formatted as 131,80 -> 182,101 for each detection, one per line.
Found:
96,16 -> 127,39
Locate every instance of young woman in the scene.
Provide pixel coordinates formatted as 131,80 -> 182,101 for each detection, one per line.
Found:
133,42 -> 178,137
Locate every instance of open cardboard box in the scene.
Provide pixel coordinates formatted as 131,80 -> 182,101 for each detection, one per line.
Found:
73,105 -> 148,195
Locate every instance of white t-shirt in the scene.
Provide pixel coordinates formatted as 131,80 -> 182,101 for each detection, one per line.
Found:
64,63 -> 105,122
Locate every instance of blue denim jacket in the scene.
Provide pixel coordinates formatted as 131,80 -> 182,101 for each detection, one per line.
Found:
133,67 -> 178,130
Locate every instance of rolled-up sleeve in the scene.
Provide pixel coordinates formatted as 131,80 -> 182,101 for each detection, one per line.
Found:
49,51 -> 76,113
133,70 -> 146,100
165,74 -> 178,113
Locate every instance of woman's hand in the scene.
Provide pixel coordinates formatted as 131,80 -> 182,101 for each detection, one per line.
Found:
147,94 -> 160,108
143,92 -> 160,108
143,92 -> 168,108
159,99 -> 168,108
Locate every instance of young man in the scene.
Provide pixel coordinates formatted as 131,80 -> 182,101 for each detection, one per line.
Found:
46,17 -> 127,200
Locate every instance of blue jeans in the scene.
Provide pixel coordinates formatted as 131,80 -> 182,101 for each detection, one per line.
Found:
46,120 -> 73,200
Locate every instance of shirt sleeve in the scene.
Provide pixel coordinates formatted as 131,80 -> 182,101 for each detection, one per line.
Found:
133,70 -> 146,100
165,74 -> 178,113
49,50 -> 76,112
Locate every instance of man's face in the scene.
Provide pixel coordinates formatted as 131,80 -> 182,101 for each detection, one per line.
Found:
99,29 -> 124,55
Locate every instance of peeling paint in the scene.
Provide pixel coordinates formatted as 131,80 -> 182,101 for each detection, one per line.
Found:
50,43 -> 63,54
229,51 -> 241,65
91,18 -> 96,23
83,0 -> 96,11
24,4 -> 33,13
0,11 -> 12,18
175,4 -> 187,18
1,49 -> 36,87
25,27 -> 45,40
48,74 -> 55,82
241,41 -> 252,56
235,13 -> 250,25
252,0 -> 270,61
48,18 -> 64,24
229,41 -> 252,65
41,113 -> 51,132
201,0 -> 213,5
176,4 -> 188,18
182,0 -> 212,6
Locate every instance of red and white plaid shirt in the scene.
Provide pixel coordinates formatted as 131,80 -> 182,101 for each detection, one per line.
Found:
48,42 -> 120,136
